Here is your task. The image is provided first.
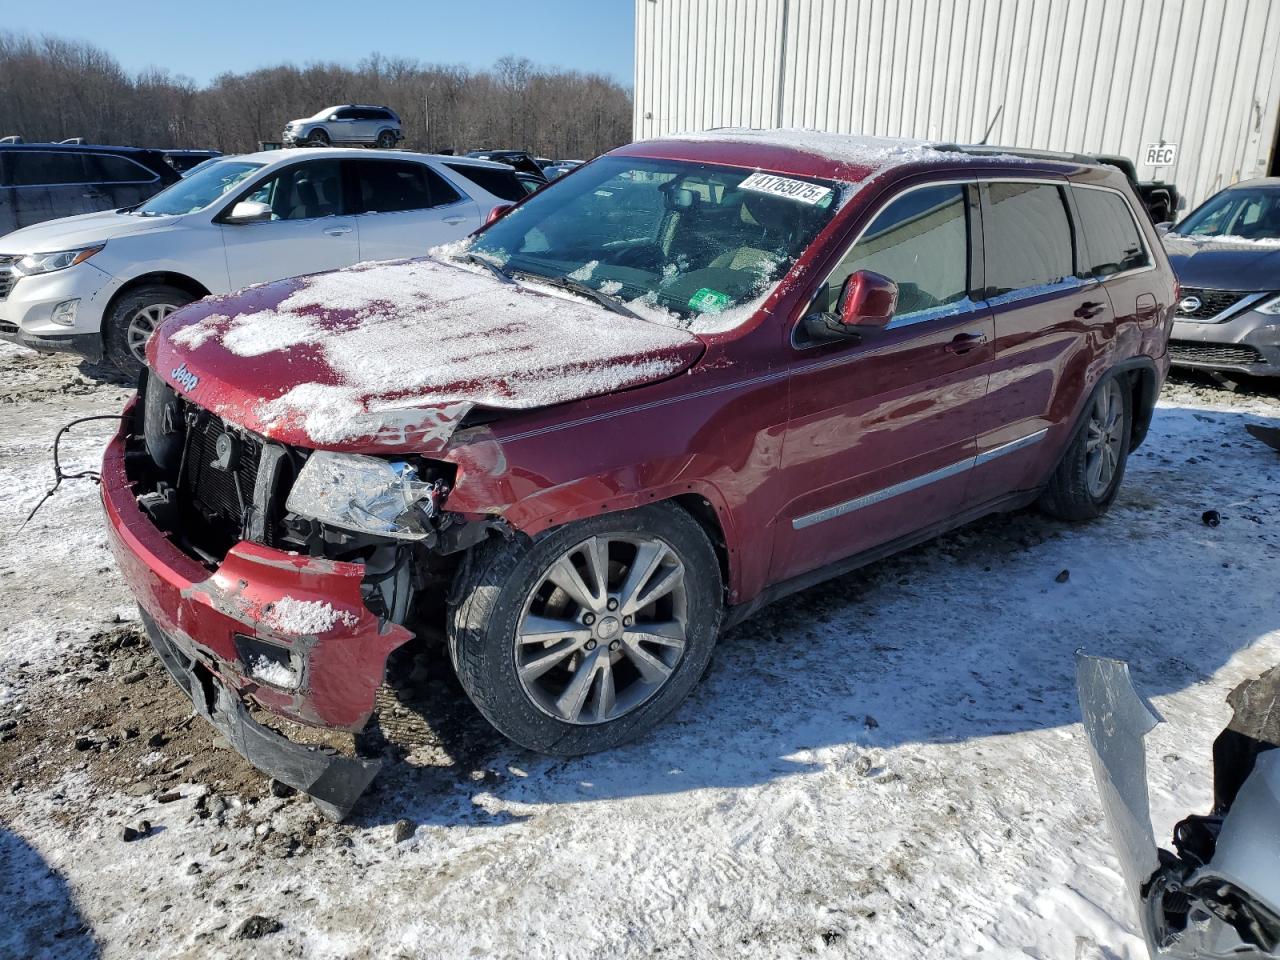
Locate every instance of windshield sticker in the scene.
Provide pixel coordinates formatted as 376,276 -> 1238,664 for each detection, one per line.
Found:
738,172 -> 833,206
689,288 -> 731,313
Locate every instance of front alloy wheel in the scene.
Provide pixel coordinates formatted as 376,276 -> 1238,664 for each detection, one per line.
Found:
449,503 -> 722,756
516,534 -> 688,725
126,302 -> 178,364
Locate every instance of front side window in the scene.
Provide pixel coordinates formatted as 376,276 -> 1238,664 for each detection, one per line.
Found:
1173,189 -> 1280,241
816,183 -> 970,319
1073,187 -> 1150,277
351,160 -> 460,213
241,160 -> 343,220
466,155 -> 841,331
87,153 -> 156,184
984,182 -> 1075,297
136,159 -> 263,215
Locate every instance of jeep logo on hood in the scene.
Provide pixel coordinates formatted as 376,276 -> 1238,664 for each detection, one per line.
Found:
170,363 -> 199,393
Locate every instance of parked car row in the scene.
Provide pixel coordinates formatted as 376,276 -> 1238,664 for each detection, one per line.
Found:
0,148 -> 525,372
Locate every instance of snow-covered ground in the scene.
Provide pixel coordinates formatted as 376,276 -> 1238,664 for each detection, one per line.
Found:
1,338 -> 1278,959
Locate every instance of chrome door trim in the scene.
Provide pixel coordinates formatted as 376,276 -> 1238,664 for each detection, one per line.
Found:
791,427 -> 1048,530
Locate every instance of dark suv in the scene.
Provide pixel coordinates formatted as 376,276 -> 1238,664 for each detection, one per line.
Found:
103,132 -> 1176,818
0,143 -> 180,233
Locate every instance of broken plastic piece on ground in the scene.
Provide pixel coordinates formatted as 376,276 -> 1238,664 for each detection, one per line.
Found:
1202,509 -> 1221,527
141,611 -> 380,821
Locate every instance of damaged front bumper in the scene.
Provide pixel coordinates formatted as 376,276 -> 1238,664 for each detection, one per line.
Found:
1076,654 -> 1280,958
141,610 -> 380,820
101,409 -> 413,819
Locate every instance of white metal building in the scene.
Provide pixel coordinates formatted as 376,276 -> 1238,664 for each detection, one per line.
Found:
633,0 -> 1280,207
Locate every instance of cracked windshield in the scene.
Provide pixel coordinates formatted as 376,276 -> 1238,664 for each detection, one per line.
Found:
465,156 -> 841,328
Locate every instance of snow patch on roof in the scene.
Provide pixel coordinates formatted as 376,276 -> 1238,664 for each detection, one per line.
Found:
1174,233 -> 1280,247
668,128 -> 1031,177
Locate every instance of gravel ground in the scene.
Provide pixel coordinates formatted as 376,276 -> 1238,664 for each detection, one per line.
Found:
1,340 -> 1278,960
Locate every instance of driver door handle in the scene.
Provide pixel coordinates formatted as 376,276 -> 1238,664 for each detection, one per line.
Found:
323,225 -> 353,237
945,331 -> 988,355
442,215 -> 466,225
1074,300 -> 1107,319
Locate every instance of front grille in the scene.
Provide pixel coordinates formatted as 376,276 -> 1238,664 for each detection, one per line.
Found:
1176,287 -> 1249,321
177,409 -> 264,558
1169,341 -> 1263,366
0,255 -> 19,302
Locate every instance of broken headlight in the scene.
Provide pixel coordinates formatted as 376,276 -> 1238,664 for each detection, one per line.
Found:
285,451 -> 444,541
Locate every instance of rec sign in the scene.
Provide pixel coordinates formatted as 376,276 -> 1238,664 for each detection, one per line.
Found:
1144,142 -> 1178,167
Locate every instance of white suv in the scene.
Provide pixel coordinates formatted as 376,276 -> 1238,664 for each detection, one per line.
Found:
283,105 -> 402,149
0,148 -> 521,374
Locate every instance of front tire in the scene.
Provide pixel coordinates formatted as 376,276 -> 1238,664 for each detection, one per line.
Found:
1039,374 -> 1132,521
448,504 -> 723,756
104,284 -> 193,378
304,129 -> 330,147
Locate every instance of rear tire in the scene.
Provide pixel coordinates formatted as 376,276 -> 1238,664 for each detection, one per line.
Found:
104,284 -> 193,378
375,130 -> 397,149
448,504 -> 723,756
1039,374 -> 1133,521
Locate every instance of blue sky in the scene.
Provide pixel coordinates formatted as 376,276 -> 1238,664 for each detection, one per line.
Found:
7,0 -> 636,86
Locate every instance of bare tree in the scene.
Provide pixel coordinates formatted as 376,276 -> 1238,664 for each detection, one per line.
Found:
0,31 -> 633,158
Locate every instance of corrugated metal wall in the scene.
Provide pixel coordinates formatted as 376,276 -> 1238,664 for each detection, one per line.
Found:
634,0 -> 1280,207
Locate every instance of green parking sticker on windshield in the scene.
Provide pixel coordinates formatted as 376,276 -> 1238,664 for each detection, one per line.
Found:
689,288 -> 731,313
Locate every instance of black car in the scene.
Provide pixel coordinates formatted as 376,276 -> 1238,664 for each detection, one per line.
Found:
0,143 -> 181,233
464,150 -> 550,183
161,149 -> 222,174
1162,179 -> 1280,377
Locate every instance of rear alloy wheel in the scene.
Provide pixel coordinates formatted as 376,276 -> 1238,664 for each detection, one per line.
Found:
104,284 -> 194,378
449,504 -> 722,755
375,130 -> 397,149
1040,374 -> 1133,521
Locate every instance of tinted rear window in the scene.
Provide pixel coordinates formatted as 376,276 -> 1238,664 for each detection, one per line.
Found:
984,182 -> 1075,296
445,162 -> 524,202
5,151 -> 88,186
351,159 -> 462,213
1072,187 -> 1150,277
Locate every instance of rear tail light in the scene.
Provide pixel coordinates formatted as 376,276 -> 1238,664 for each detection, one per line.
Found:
485,204 -> 513,225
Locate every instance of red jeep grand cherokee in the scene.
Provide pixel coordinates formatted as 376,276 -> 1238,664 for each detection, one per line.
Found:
101,131 -> 1176,817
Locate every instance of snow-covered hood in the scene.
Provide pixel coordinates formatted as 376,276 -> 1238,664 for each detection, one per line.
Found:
149,257 -> 705,452
0,209 -> 182,253
1162,234 -> 1280,291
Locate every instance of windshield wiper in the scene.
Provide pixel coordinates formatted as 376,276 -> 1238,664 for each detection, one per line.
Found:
464,252 -> 514,285
515,272 -> 641,320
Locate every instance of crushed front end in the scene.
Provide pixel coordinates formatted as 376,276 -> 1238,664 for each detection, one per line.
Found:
101,371 -> 474,819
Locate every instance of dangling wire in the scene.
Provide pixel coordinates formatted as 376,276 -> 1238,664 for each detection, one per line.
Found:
17,414 -> 126,533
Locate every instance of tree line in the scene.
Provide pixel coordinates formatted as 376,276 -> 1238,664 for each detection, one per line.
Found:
0,33 -> 633,160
